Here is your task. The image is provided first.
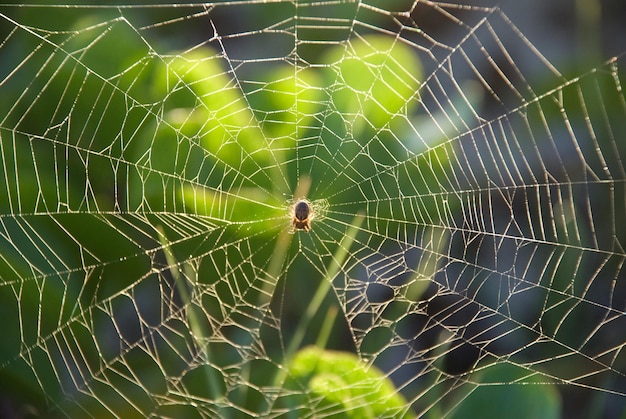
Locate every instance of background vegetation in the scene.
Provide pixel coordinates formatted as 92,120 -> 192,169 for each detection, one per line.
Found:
0,1 -> 625,418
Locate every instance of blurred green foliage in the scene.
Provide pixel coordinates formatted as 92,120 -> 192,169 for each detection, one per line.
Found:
287,346 -> 413,418
7,2 -> 626,417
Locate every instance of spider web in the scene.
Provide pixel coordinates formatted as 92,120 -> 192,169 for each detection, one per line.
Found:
1,1 -> 625,417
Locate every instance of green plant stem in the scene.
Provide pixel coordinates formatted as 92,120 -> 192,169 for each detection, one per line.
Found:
258,176 -> 312,305
576,0 -> 601,67
315,305 -> 338,349
274,211 -> 364,387
157,226 -> 226,414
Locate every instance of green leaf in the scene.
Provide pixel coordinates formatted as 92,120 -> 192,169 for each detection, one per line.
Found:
325,35 -> 422,135
450,363 -> 562,419
289,346 -> 413,418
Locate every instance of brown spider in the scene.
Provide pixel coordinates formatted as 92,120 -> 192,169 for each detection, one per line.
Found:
291,199 -> 312,232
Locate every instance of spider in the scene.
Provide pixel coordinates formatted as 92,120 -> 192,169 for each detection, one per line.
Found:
291,199 -> 313,232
